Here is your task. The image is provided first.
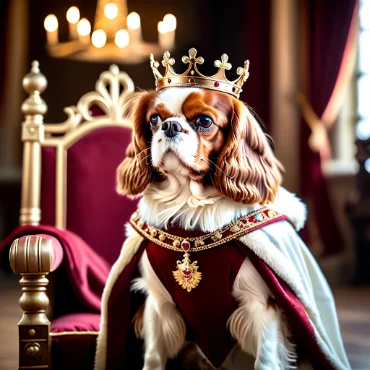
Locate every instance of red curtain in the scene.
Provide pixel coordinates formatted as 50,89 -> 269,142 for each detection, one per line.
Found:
300,0 -> 358,256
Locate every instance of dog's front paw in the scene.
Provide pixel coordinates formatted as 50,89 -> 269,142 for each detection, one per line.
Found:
143,355 -> 165,370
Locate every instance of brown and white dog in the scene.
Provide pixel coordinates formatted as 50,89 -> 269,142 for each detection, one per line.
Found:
116,88 -> 305,370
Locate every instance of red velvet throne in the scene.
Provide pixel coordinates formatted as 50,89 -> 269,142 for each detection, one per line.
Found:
0,61 -> 138,370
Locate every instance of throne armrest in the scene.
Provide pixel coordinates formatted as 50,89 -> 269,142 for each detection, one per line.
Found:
7,234 -> 61,369
5,228 -> 109,369
1,224 -> 110,312
9,234 -> 64,274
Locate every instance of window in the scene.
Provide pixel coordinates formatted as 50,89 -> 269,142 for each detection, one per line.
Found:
324,1 -> 369,176
358,0 -> 370,139
358,0 -> 370,173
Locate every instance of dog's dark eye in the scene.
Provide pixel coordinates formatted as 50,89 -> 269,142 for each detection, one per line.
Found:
195,115 -> 213,128
149,114 -> 161,126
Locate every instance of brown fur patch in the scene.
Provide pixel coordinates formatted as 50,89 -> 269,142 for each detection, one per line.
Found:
267,296 -> 278,311
132,304 -> 145,338
116,91 -> 158,196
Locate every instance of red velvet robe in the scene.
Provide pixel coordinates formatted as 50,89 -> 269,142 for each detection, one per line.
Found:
104,219 -> 336,370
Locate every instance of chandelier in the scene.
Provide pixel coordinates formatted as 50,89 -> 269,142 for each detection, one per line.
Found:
43,0 -> 177,64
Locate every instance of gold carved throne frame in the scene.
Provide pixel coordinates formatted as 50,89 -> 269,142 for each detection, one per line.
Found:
8,61 -> 134,369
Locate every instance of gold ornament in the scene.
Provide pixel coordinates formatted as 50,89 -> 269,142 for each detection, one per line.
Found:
173,252 -> 202,292
150,48 -> 250,99
130,207 -> 285,292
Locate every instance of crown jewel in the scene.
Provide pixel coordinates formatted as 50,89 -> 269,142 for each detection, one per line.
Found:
150,48 -> 250,99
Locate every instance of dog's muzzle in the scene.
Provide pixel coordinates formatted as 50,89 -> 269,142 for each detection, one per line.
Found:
161,120 -> 183,138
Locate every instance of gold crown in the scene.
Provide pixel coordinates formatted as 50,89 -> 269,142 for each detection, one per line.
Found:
150,48 -> 250,99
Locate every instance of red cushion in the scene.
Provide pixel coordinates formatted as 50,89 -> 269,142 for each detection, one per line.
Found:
51,313 -> 100,370
51,313 -> 100,333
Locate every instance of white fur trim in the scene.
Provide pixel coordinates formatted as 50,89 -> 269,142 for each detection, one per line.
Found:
139,185 -> 306,232
94,225 -> 144,370
238,225 -> 350,370
270,187 -> 307,231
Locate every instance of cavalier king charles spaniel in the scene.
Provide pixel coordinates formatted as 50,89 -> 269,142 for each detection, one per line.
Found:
116,87 -> 305,370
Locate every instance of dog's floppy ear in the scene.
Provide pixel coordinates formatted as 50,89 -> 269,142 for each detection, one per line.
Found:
117,91 -> 156,196
213,99 -> 283,204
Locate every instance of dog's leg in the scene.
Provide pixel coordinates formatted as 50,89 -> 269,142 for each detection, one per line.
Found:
142,295 -> 168,370
228,259 -> 296,370
132,251 -> 186,370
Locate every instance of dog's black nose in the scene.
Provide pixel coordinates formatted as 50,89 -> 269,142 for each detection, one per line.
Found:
161,120 -> 183,138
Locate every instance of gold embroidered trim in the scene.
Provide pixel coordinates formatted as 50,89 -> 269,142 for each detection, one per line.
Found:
50,331 -> 99,337
130,206 -> 284,253
130,207 -> 286,292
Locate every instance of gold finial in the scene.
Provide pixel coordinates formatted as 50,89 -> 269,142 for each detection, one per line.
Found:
22,61 -> 48,117
236,60 -> 250,84
214,54 -> 232,70
150,54 -> 163,81
109,64 -> 119,76
162,51 -> 175,68
182,48 -> 204,65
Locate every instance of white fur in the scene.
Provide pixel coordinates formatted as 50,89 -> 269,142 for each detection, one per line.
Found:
94,225 -> 144,370
154,88 -> 200,115
139,180 -> 306,232
151,88 -> 200,170
271,187 -> 307,231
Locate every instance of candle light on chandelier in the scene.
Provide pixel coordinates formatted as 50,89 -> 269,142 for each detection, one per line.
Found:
115,29 -> 130,48
77,18 -> 91,44
44,14 -> 59,45
66,6 -> 80,39
92,29 -> 107,48
127,12 -> 142,44
104,3 -> 119,20
43,1 -> 177,64
158,14 -> 177,50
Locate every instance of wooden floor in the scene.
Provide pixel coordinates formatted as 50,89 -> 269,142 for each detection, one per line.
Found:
1,270 -> 369,370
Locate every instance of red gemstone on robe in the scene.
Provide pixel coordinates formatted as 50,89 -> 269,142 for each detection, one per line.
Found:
214,81 -> 220,87
189,78 -> 195,83
183,270 -> 192,279
239,223 -> 245,228
182,241 -> 190,251
168,78 -> 172,83
232,87 -> 236,92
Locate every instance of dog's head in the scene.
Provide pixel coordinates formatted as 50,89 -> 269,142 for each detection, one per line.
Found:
117,87 -> 283,205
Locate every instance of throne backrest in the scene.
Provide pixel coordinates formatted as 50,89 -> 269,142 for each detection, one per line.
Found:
20,62 -> 137,265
